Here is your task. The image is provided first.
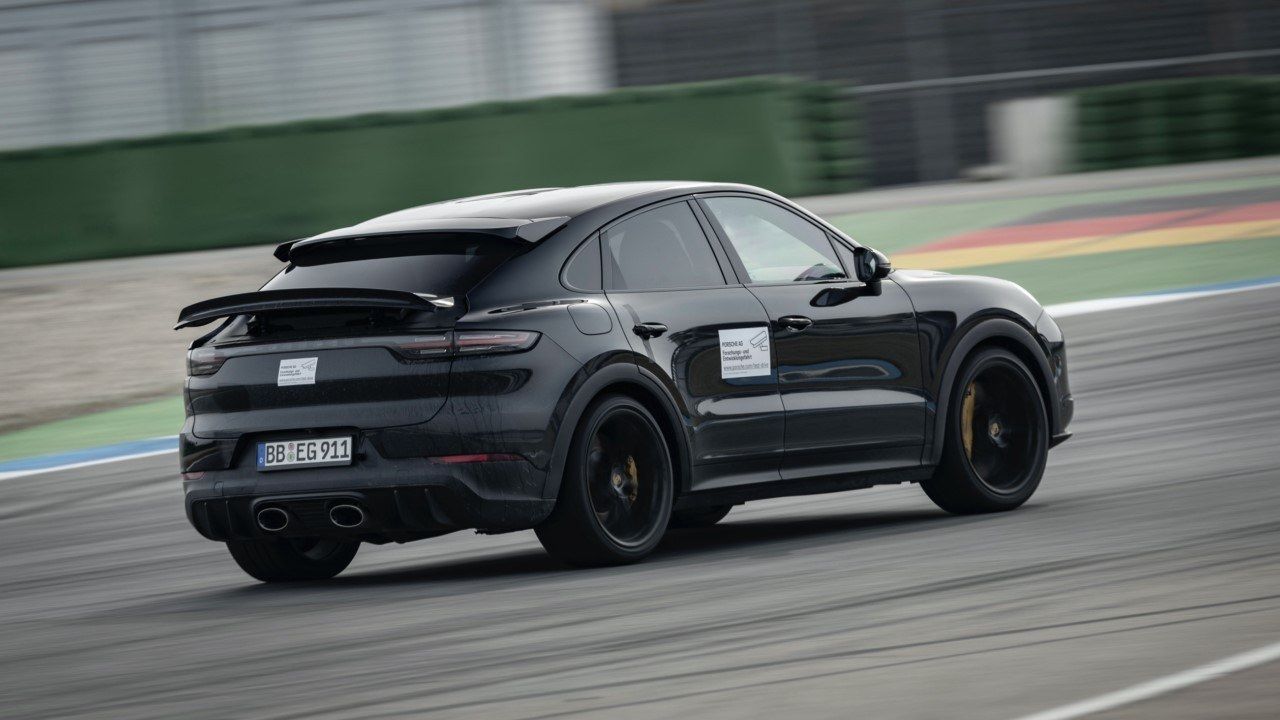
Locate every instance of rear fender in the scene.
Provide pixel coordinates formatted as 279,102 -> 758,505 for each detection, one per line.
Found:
543,358 -> 692,502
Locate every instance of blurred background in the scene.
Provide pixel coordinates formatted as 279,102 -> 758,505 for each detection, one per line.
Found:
3,0 -> 1279,507
2,3 -> 1280,718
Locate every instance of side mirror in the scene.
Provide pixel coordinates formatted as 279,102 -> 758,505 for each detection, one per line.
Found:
811,247 -> 892,307
853,247 -> 892,283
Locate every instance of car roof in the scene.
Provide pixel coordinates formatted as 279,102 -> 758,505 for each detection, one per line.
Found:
316,181 -> 758,235
385,181 -> 719,221
277,181 -> 760,262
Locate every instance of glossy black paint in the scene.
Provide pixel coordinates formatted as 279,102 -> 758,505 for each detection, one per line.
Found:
179,181 -> 1072,544
609,283 -> 785,489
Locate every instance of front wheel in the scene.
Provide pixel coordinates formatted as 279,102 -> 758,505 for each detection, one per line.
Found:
921,347 -> 1049,514
226,537 -> 359,582
536,395 -> 674,566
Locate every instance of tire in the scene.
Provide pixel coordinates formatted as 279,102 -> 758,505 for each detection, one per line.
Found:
670,504 -> 733,529
921,347 -> 1049,515
226,537 -> 359,582
536,394 -> 674,566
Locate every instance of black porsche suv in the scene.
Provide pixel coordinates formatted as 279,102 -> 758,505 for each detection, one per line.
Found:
178,182 -> 1072,582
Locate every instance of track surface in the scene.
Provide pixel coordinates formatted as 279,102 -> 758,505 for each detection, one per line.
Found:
3,286 -> 1279,720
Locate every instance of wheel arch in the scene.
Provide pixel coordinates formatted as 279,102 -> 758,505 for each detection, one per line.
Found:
925,317 -> 1057,466
543,362 -> 692,503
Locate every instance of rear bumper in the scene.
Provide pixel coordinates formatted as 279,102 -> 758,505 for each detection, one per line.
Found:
184,453 -> 552,542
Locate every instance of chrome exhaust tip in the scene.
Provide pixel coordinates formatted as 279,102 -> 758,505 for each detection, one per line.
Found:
329,504 -> 365,529
256,507 -> 289,532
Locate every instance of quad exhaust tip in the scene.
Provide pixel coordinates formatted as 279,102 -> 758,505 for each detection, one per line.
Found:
256,507 -> 289,532
329,504 -> 365,529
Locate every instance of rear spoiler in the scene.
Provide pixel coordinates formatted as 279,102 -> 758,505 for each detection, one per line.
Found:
175,288 -> 447,330
274,216 -> 570,262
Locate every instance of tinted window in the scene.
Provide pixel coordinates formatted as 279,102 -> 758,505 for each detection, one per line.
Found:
264,236 -> 520,296
563,236 -> 602,291
702,197 -> 846,284
605,202 -> 726,290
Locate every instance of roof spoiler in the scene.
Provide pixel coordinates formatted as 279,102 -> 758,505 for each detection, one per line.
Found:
273,216 -> 570,262
175,288 -> 448,330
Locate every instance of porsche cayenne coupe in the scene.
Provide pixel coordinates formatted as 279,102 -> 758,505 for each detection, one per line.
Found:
177,182 -> 1073,582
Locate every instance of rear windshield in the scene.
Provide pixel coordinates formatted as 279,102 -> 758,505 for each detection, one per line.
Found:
263,235 -> 522,296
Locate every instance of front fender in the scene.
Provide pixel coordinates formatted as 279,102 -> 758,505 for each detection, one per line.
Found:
923,317 -> 1059,465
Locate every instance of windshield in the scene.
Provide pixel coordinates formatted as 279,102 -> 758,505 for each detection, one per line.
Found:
263,235 -> 523,296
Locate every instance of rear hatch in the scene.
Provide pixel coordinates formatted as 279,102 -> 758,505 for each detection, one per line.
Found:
182,234 -> 522,439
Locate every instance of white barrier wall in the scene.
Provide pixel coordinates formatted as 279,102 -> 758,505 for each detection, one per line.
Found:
0,0 -> 612,151
989,96 -> 1077,178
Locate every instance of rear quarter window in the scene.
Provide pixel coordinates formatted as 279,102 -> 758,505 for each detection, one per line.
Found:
562,235 -> 602,292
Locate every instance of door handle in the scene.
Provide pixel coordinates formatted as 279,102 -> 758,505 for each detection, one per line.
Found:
632,322 -> 668,339
777,315 -> 813,332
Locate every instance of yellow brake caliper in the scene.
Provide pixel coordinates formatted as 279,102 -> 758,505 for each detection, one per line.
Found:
624,455 -> 639,503
961,382 -> 976,460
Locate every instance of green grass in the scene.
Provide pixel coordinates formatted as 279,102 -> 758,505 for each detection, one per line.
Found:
0,397 -> 184,463
827,174 -> 1280,254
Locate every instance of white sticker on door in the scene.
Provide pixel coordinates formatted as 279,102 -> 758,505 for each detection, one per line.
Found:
277,357 -> 318,386
719,327 -> 771,379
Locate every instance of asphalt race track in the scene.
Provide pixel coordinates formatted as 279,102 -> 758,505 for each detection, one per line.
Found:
3,285 -> 1279,720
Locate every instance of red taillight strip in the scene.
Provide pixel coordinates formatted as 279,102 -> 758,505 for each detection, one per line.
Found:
429,453 -> 523,464
186,330 -> 540,376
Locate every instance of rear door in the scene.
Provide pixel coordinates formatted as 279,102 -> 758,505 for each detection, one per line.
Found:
697,194 -> 926,480
602,199 -> 785,490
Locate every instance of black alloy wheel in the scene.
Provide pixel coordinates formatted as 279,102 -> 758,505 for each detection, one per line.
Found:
537,395 -> 674,565
922,347 -> 1048,514
958,362 -> 1040,493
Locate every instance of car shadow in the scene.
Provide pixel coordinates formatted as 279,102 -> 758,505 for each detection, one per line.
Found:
186,508 -> 965,606
333,547 -> 563,586
656,508 -> 946,559
313,507 -> 949,588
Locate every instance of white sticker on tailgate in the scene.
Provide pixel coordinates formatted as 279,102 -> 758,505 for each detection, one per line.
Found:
719,327 -> 771,379
277,357 -> 318,386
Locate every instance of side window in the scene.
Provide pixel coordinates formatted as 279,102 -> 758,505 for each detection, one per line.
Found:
562,235 -> 602,291
604,202 -> 726,290
702,197 -> 846,284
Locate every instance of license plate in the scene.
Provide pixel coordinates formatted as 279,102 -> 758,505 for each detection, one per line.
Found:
257,437 -> 353,471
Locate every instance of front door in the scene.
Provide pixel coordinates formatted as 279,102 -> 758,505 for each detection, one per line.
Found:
697,194 -> 926,480
602,199 -> 785,490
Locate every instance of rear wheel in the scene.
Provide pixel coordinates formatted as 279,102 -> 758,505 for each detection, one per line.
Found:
670,504 -> 733,529
226,537 -> 359,582
536,395 -> 674,566
922,347 -> 1048,514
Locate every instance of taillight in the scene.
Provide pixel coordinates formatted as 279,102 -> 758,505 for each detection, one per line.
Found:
453,331 -> 539,355
394,331 -> 538,359
187,347 -> 227,376
394,333 -> 452,359
186,331 -> 539,376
